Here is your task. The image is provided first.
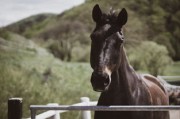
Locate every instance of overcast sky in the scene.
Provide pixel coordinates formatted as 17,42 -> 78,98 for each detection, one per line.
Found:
0,0 -> 85,27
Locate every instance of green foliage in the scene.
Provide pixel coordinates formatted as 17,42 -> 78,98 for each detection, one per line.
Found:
0,60 -> 96,119
48,40 -> 71,61
129,0 -> 180,60
5,14 -> 55,37
128,41 -> 172,76
71,45 -> 90,62
0,40 -> 97,119
4,0 -> 145,63
47,31 -> 90,62
0,28 -> 11,40
4,0 -> 180,62
0,63 -> 43,119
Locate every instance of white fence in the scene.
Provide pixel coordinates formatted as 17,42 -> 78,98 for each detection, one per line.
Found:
158,76 -> 180,79
28,97 -> 97,119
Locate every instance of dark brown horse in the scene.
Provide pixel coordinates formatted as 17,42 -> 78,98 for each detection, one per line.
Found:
90,4 -> 170,119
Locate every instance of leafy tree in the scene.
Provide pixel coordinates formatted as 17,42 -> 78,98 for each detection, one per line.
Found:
160,0 -> 180,60
129,0 -> 180,60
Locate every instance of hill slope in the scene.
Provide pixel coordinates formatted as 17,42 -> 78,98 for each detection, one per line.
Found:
0,33 -> 96,119
6,13 -> 56,38
5,0 -> 148,61
5,0 -> 180,61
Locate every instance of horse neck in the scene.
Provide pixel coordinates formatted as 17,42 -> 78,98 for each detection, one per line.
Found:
116,45 -> 138,104
99,45 -> 138,105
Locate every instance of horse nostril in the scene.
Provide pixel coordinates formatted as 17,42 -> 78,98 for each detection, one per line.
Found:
91,71 -> 111,92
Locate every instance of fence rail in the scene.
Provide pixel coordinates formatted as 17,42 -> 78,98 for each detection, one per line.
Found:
158,76 -> 180,79
158,75 -> 180,85
30,105 -> 180,111
29,97 -> 95,119
29,97 -> 180,119
29,104 -> 180,119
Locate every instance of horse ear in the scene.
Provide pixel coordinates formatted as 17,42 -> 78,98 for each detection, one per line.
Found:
117,8 -> 128,26
92,4 -> 102,22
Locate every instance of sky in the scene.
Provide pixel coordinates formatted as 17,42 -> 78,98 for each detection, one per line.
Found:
0,0 -> 85,27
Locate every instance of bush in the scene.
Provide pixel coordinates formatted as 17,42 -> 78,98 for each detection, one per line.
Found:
0,28 -> 10,40
128,41 -> 172,76
48,31 -> 90,62
48,40 -> 71,61
0,51 -> 97,119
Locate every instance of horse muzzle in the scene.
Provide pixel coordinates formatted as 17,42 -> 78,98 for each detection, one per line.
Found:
91,71 -> 111,92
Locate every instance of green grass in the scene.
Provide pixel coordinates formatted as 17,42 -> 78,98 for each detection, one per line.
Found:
164,61 -> 180,76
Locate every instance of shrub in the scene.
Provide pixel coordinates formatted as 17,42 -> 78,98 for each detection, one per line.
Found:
0,51 -> 96,119
128,41 -> 172,76
0,28 -> 11,40
48,40 -> 71,61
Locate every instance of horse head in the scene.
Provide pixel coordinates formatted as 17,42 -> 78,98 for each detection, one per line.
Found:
90,4 -> 128,92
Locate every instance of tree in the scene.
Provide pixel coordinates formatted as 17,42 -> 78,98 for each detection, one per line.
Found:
128,0 -> 180,61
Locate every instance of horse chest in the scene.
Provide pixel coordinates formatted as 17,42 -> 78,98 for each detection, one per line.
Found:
98,89 -> 132,105
95,111 -> 132,119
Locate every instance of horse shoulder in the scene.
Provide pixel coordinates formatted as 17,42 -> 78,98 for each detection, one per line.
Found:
142,74 -> 169,105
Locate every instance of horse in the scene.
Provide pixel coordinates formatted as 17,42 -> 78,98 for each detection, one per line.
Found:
90,4 -> 170,119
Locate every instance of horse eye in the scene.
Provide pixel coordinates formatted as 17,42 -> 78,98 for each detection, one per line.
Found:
90,34 -> 95,40
120,38 -> 124,43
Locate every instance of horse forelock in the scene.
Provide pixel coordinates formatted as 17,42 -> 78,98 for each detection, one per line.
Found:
97,10 -> 118,26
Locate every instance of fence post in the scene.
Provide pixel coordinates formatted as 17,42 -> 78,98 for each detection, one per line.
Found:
81,97 -> 91,119
47,103 -> 60,119
30,108 -> 36,119
8,98 -> 22,119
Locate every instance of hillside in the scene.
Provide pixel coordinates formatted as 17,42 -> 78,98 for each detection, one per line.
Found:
0,33 -> 97,119
5,13 -> 56,37
4,0 -> 149,61
1,0 -> 179,75
5,0 -> 180,61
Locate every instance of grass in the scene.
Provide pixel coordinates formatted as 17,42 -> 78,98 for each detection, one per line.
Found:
164,61 -> 180,76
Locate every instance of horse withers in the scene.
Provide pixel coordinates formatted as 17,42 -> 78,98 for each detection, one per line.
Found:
90,4 -> 169,119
